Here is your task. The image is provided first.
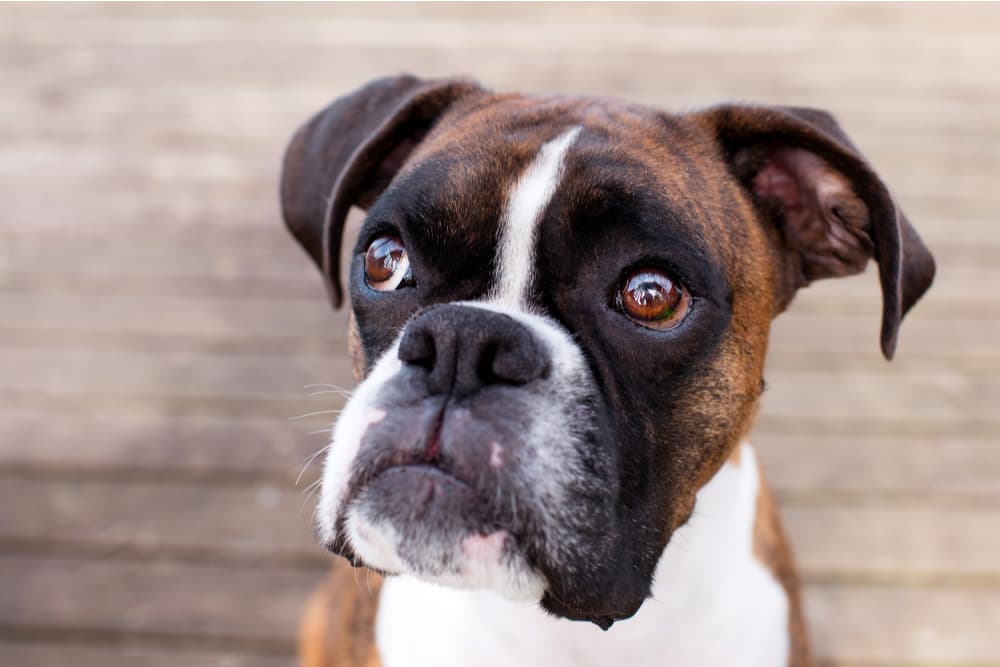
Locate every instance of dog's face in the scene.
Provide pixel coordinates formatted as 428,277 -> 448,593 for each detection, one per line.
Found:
282,76 -> 934,628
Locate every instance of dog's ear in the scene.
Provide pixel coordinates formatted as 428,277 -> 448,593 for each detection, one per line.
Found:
695,105 -> 935,359
280,75 -> 482,308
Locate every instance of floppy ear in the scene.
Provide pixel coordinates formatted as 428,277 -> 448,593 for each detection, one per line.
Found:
280,75 -> 482,308
695,105 -> 935,359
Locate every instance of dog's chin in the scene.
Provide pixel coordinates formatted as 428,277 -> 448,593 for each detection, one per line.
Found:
340,465 -> 547,602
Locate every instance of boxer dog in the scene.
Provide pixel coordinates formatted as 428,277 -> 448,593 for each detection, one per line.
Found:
280,75 -> 935,667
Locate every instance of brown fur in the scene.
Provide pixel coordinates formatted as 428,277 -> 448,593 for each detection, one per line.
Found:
300,559 -> 384,667
754,467 -> 813,667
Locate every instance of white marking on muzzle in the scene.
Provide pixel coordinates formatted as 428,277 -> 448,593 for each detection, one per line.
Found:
314,337 -> 402,547
491,126 -> 582,308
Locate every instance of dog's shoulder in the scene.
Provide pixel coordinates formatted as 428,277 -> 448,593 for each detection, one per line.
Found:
300,560 -> 384,667
752,461 -> 812,667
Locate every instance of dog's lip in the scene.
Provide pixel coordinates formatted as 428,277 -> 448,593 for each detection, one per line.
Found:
345,400 -> 459,496
375,461 -> 477,492
344,449 -> 480,510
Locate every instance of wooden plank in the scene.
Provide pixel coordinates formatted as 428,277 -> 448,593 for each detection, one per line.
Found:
4,10 -> 999,75
769,312 -> 1000,355
0,642 -> 293,667
0,555 -> 321,644
0,271 -> 326,301
0,294 -> 347,339
4,1 -> 998,34
0,348 -> 353,401
757,434 -> 1000,498
0,410 -> 326,480
762,369 -> 1000,421
0,479 -> 319,559
805,583 -> 1000,663
787,504 -> 1000,582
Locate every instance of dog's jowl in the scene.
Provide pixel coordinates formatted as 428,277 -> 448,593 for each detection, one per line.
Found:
282,75 -> 935,667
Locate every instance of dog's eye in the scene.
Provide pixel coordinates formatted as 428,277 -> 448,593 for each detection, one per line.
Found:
364,235 -> 414,291
618,269 -> 690,329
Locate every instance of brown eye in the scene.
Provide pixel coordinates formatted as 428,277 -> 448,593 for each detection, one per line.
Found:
364,235 -> 413,291
619,269 -> 690,329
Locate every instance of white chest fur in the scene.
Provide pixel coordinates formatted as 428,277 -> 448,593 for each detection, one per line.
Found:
375,443 -> 790,667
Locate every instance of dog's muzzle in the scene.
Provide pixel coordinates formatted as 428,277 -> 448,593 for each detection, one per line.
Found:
318,301 -> 621,615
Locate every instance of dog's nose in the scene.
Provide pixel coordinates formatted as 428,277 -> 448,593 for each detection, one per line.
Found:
398,305 -> 549,398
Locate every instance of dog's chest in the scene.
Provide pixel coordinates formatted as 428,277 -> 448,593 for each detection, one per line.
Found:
374,444 -> 790,667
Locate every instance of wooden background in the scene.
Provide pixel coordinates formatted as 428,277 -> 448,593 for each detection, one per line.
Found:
2,3 -> 998,666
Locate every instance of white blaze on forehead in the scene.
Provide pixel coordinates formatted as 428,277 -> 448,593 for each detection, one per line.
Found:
492,126 -> 582,308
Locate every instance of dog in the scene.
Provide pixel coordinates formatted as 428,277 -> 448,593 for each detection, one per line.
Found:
281,75 -> 935,667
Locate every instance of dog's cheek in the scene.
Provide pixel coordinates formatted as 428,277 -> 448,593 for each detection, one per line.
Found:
315,340 -> 403,547
344,506 -> 408,574
665,339 -> 767,532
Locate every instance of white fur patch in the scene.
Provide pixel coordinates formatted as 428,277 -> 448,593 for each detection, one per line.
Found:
376,444 -> 790,667
314,337 -> 401,546
491,126 -> 582,308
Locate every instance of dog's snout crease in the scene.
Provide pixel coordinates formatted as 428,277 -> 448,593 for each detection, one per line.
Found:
398,306 -> 549,398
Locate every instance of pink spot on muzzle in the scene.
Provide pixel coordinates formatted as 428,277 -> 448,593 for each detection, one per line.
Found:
489,442 -> 505,468
462,530 -> 508,563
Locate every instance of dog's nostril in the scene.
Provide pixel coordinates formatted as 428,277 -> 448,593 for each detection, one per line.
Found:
398,328 -> 436,369
490,341 -> 548,386
476,342 -> 502,385
398,305 -> 550,397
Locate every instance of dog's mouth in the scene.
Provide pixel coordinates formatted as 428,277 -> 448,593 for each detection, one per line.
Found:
355,463 -> 497,533
328,400 -> 535,574
340,402 -> 500,522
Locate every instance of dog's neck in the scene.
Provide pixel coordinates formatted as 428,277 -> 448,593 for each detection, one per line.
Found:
374,443 -> 790,667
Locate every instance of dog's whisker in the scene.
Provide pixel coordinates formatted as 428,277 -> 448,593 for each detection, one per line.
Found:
300,477 -> 323,497
299,479 -> 325,516
307,389 -> 354,398
289,409 -> 344,421
304,383 -> 354,395
296,445 -> 331,487
298,484 -> 323,516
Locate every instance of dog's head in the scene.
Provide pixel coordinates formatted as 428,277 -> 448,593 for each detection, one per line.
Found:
281,76 -> 934,628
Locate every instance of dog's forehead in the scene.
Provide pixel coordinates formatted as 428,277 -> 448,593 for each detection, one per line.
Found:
374,94 -> 742,276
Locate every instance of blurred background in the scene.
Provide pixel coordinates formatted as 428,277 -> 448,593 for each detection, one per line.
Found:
2,3 -> 998,666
